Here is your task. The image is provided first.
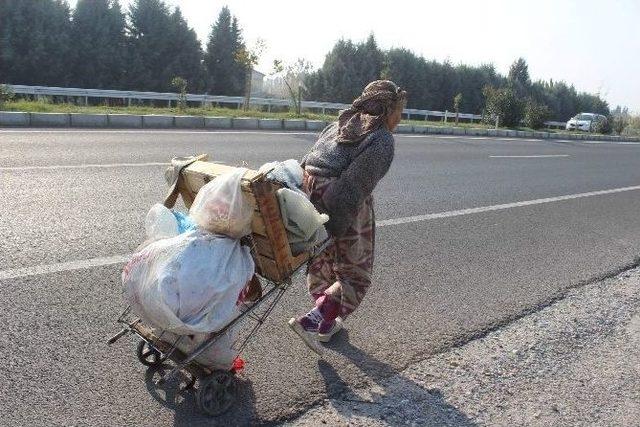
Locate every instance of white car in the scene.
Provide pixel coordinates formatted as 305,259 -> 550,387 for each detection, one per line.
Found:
565,113 -> 607,132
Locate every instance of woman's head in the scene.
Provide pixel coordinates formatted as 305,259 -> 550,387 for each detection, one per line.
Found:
337,80 -> 407,142
358,80 -> 407,129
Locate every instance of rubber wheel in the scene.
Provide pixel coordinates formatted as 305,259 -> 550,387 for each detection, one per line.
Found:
196,370 -> 236,416
136,340 -> 164,367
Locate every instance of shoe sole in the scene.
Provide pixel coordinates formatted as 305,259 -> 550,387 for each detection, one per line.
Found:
318,317 -> 343,343
288,318 -> 323,356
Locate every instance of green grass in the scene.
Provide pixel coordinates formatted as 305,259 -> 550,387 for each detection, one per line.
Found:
1,99 -> 337,121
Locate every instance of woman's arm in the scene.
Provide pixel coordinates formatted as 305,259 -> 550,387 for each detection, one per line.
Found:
321,134 -> 394,236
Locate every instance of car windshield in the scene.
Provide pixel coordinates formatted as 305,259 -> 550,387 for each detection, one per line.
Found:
577,114 -> 594,120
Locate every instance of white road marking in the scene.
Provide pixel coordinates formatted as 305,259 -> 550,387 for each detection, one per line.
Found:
0,254 -> 130,281
378,184 -> 640,226
0,162 -> 169,171
3,184 -> 640,281
489,155 -> 570,158
582,141 -> 640,145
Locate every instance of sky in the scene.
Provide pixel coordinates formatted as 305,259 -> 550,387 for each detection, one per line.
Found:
69,0 -> 640,111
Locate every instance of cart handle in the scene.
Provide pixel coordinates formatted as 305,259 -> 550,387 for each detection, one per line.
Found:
107,328 -> 130,345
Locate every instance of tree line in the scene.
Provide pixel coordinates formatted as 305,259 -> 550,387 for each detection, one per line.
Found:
305,35 -> 610,121
0,1 -> 610,122
0,0 -> 247,95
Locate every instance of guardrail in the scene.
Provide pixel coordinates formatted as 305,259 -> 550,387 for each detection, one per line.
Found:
4,84 -> 566,127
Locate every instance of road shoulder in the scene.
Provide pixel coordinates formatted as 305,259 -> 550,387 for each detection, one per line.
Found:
286,266 -> 640,426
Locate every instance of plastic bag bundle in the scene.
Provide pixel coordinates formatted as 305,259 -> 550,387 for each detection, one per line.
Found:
188,168 -> 253,239
123,230 -> 255,335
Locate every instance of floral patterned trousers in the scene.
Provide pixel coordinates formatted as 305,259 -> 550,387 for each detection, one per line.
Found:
304,172 -> 375,319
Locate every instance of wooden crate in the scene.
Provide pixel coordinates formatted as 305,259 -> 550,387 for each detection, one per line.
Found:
172,156 -> 309,283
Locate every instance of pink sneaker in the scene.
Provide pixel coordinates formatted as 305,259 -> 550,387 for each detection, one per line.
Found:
288,309 -> 324,355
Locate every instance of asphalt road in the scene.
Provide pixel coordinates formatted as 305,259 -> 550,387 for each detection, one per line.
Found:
1,129 -> 640,426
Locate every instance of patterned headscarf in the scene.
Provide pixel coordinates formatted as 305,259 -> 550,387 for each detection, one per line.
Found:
337,80 -> 407,143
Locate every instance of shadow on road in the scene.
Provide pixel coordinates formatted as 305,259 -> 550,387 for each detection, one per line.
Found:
143,365 -> 257,426
318,330 -> 476,426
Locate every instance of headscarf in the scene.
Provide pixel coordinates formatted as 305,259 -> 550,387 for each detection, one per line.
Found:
336,80 -> 407,143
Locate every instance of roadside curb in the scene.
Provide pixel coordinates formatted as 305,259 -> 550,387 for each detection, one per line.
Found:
1,111 -> 638,142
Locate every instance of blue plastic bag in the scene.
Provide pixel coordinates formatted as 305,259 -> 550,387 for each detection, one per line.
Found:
173,211 -> 197,234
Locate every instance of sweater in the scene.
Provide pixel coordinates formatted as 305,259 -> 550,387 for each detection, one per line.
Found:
301,122 -> 395,236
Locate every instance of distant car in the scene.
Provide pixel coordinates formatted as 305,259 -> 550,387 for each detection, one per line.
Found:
565,113 -> 607,132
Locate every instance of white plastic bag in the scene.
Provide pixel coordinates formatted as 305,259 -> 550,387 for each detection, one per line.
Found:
122,230 -> 255,335
277,188 -> 329,242
145,203 -> 179,241
188,168 -> 253,239
160,327 -> 238,370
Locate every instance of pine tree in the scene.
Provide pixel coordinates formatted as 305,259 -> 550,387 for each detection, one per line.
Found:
70,0 -> 127,89
354,34 -> 383,88
317,39 -> 359,102
165,7 -> 205,92
508,57 -> 531,96
0,0 -> 71,86
126,0 -> 203,92
126,0 -> 173,91
204,7 -> 246,95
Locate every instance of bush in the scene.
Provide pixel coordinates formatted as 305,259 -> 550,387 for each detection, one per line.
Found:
592,116 -> 612,134
170,77 -> 188,111
0,85 -> 15,109
611,115 -> 628,135
523,99 -> 550,129
482,86 -> 523,128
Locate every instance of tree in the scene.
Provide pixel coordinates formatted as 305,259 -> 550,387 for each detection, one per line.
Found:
310,39 -> 360,102
523,98 -> 550,129
164,7 -> 205,92
126,0 -> 173,91
69,0 -> 127,89
204,7 -> 246,95
354,34 -> 384,89
482,85 -> 524,128
508,57 -> 531,98
381,48 -> 427,109
126,1 -> 204,92
170,76 -> 187,111
271,58 -> 312,115
453,93 -> 463,124
0,0 -> 72,86
0,85 -> 14,108
508,57 -> 531,87
235,39 -> 265,110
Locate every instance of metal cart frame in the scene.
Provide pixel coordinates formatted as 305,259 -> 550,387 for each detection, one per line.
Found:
107,155 -> 329,416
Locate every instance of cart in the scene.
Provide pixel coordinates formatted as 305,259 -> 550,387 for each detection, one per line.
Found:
107,154 -> 329,416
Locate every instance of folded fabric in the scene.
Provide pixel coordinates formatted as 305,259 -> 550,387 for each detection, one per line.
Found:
277,188 -> 329,243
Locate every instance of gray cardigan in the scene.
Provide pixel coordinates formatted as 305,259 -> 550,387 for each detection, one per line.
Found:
301,122 -> 395,236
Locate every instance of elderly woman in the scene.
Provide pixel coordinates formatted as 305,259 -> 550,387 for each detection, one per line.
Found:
289,80 -> 407,353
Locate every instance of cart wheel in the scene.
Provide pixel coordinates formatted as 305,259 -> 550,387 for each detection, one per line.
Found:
196,370 -> 236,416
136,340 -> 164,367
